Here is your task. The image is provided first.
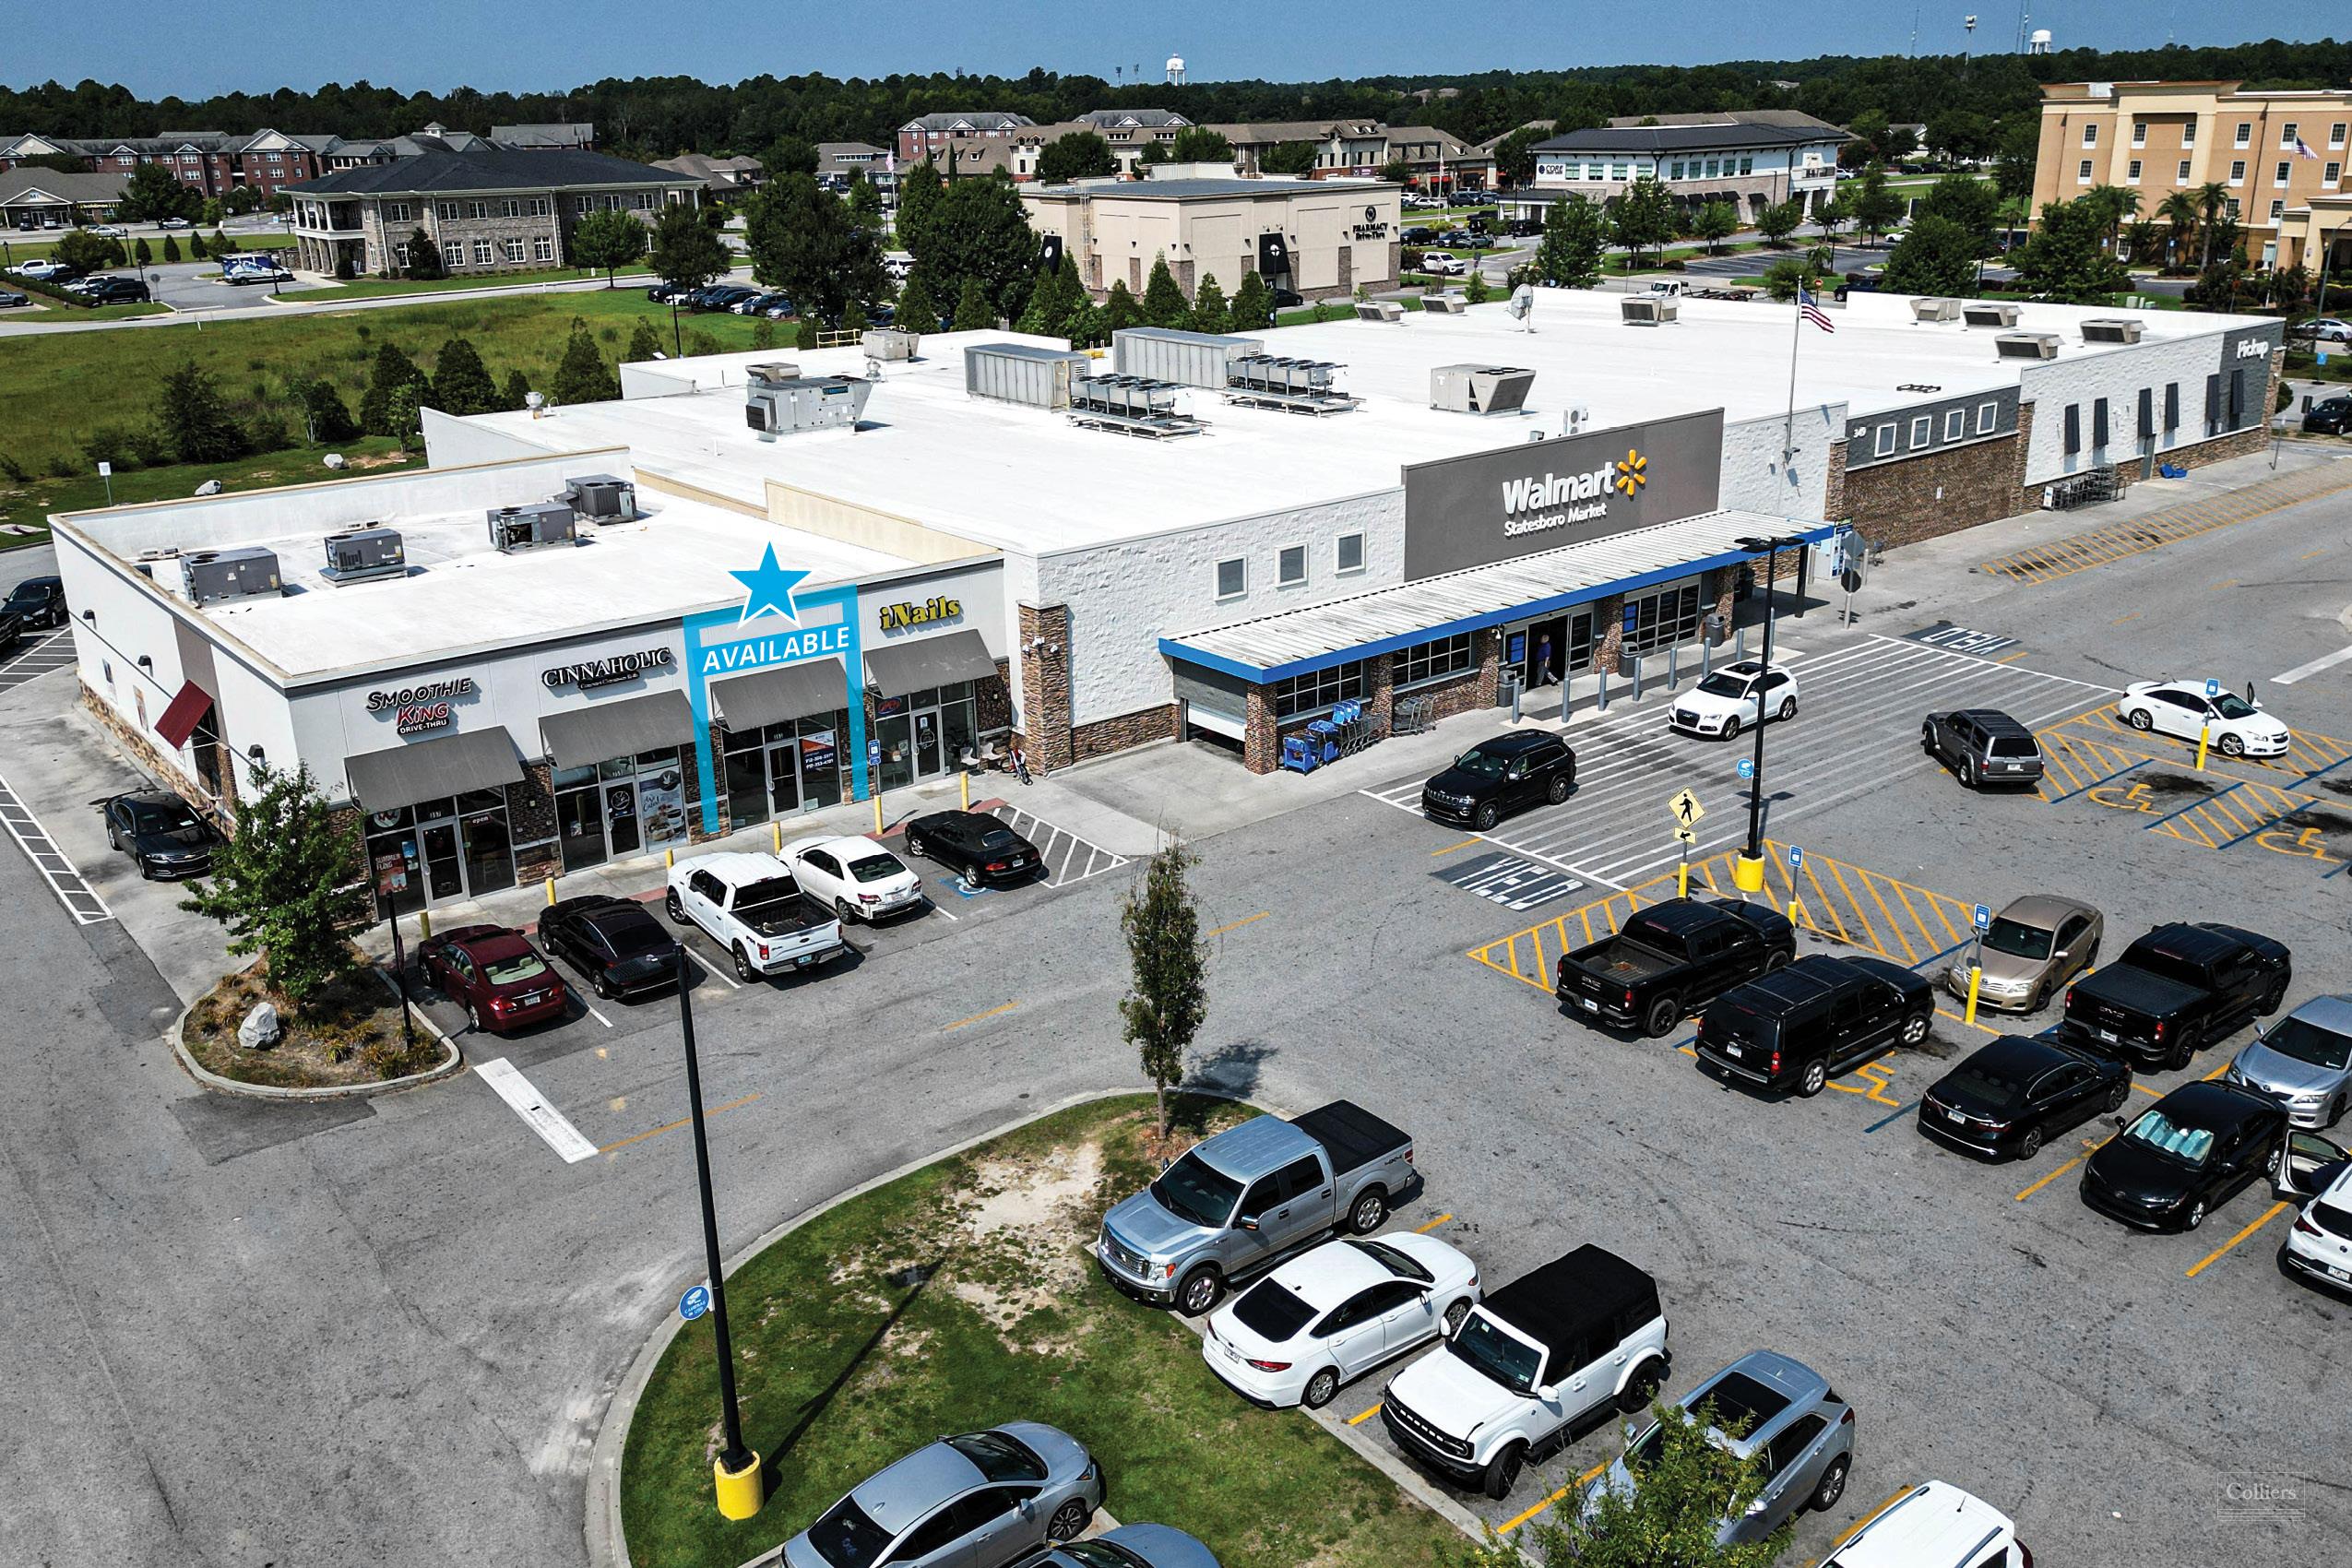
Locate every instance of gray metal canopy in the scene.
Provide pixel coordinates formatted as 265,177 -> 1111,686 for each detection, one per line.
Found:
540,690 -> 696,770
711,657 -> 849,730
345,727 -> 523,811
863,629 -> 999,698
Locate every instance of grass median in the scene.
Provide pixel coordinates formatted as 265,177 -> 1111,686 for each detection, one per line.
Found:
619,1092 -> 1463,1568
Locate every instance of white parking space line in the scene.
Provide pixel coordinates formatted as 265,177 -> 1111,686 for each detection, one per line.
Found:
0,769 -> 114,926
2274,644 -> 2352,684
986,805 -> 1132,888
580,1001 -> 612,1028
474,1057 -> 599,1164
683,946 -> 742,990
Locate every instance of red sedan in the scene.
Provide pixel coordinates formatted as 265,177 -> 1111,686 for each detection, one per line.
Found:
418,924 -> 570,1034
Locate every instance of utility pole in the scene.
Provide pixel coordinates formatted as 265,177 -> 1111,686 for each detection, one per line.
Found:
677,947 -> 762,1518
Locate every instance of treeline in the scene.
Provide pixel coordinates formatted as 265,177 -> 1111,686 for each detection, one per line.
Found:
5,36 -> 2346,162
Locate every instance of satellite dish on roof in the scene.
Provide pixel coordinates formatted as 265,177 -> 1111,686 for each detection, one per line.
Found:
1508,283 -> 1536,332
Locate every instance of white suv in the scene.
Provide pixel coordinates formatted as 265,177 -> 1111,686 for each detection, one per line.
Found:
1669,659 -> 1799,741
1380,1244 -> 1668,1500
1820,1479 -> 2029,1567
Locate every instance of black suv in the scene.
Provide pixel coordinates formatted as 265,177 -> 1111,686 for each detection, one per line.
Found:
1420,731 -> 1576,829
4,576 -> 67,630
83,277 -> 150,304
1920,707 -> 2045,790
1696,955 -> 1935,1098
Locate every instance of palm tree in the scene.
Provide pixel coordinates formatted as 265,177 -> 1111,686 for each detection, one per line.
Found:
2193,181 -> 2231,274
2156,189 -> 2200,269
2081,185 -> 2141,253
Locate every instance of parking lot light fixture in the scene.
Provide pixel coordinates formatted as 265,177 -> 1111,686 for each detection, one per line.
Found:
674,946 -> 761,1517
1731,533 -> 1808,893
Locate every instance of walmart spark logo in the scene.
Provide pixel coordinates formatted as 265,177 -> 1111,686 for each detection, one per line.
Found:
1613,449 -> 1647,496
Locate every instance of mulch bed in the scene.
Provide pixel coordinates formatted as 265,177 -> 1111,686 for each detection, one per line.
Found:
182,960 -> 443,1089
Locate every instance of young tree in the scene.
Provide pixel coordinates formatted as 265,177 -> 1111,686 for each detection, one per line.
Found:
625,317 -> 664,362
1169,126 -> 1234,163
570,208 -> 648,285
2015,199 -> 2132,304
405,227 -> 445,279
1103,278 -> 1146,334
1036,131 -> 1117,184
1693,200 -> 1740,255
132,237 -> 152,267
179,761 -> 370,1010
895,270 -> 945,333
1379,158 -> 1413,184
1991,118 -> 2040,202
1881,214 -> 1979,297
1852,166 -> 1903,245
1141,253 -> 1191,328
751,318 -> 777,350
1918,173 -> 2001,258
647,201 -> 731,292
746,174 -> 886,322
1756,199 -> 1803,247
846,176 -> 885,232
1190,273 -> 1231,336
188,231 -> 209,261
1491,125 -> 1553,188
160,233 -> 181,264
952,277 -> 992,331
1815,189 -> 1855,244
1534,194 -> 1606,288
384,383 -> 424,452
156,362 -> 250,464
498,368 -> 532,411
794,318 -> 820,350
551,315 -> 621,404
302,379 -> 361,444
1465,267 -> 1491,304
842,300 -> 869,332
1760,255 -> 1818,302
358,341 -> 428,436
54,229 -> 125,275
1261,140 -> 1322,176
1229,270 -> 1273,328
1609,176 -> 1675,267
428,337 -> 500,415
1118,838 -> 1208,1137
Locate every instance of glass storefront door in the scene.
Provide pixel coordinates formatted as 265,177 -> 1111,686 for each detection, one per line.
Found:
457,788 -> 516,895
603,778 -> 641,858
873,684 -> 978,789
873,708 -> 915,791
365,802 -> 465,915
555,766 -> 606,873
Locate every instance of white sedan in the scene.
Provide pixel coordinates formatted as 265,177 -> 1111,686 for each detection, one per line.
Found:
1202,1233 -> 1479,1409
779,834 -> 925,922
1668,659 -> 1800,741
2118,680 -> 2290,757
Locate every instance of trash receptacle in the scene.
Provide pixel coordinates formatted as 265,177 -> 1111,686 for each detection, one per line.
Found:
1704,612 -> 1728,647
1496,670 -> 1523,710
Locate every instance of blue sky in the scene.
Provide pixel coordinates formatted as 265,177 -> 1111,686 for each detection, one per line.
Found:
6,1 -> 2331,98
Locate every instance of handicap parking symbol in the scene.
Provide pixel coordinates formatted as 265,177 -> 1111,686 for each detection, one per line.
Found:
1737,757 -> 1755,781
1788,844 -> 1803,869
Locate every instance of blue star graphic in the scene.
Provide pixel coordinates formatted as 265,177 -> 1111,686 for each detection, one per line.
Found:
730,545 -> 809,624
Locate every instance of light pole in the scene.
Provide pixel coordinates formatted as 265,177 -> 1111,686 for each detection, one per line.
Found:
1730,532 -> 1808,894
676,946 -> 762,1518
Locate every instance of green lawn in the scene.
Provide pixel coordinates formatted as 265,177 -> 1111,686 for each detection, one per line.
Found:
618,1094 -> 1465,1568
285,264 -> 680,301
1,438 -> 426,541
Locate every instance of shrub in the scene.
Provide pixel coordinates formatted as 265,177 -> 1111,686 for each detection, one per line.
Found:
0,451 -> 27,482
80,424 -> 140,470
126,425 -> 172,467
43,450 -> 78,479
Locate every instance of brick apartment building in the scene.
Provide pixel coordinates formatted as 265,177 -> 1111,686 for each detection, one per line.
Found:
895,111 -> 1037,167
0,128 -> 339,202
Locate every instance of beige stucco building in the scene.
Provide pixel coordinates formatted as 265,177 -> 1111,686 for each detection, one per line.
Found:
1019,172 -> 1402,303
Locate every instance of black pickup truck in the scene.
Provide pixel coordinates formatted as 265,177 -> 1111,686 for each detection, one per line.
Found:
2060,921 -> 2291,1071
1556,897 -> 1798,1038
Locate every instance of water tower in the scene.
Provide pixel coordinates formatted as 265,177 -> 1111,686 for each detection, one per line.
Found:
1165,54 -> 1186,85
2028,27 -> 2052,53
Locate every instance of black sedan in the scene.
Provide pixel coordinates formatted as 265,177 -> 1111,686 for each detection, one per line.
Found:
2080,1080 -> 2287,1232
1918,1034 -> 2131,1161
5,575 -> 68,630
0,605 -> 22,650
540,893 -> 683,1001
902,810 -> 1041,889
2303,397 -> 2352,436
101,789 -> 220,879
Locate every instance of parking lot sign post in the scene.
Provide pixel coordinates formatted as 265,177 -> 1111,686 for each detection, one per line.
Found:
1966,902 -> 1991,1025
1669,790 -> 1704,896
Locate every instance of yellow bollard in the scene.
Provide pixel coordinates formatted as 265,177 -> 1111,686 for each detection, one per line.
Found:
873,793 -> 884,836
2195,724 -> 2210,772
771,820 -> 782,854
1965,965 -> 1983,1028
1677,860 -> 1689,898
417,909 -> 432,940
1732,852 -> 1766,893
665,848 -> 674,869
713,1451 -> 764,1521
960,770 -> 971,810
545,876 -> 556,906
1788,897 -> 1802,924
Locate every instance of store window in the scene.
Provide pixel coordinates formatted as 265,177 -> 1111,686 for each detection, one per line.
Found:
871,685 -> 975,790
1277,544 -> 1308,588
1623,583 -> 1703,655
1272,660 -> 1363,721
722,709 -> 849,826
1944,408 -> 1966,441
1215,557 -> 1246,601
1977,400 -> 1998,434
1336,532 -> 1365,575
457,788 -> 517,895
1397,634 -> 1475,686
1908,415 -> 1932,448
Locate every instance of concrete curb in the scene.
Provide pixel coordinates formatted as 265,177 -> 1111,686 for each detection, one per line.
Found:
165,965 -> 464,1101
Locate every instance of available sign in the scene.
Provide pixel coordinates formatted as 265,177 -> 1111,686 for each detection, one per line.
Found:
540,646 -> 674,691
876,596 -> 962,633
366,676 -> 474,736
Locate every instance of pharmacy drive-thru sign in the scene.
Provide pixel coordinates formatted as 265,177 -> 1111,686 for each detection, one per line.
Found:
1401,408 -> 1725,579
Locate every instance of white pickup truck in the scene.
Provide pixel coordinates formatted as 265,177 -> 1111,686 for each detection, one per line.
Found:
663,851 -> 846,981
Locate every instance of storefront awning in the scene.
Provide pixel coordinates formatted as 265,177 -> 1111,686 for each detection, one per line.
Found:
540,690 -> 697,770
711,657 -> 848,731
863,629 -> 999,698
345,728 -> 524,812
153,681 -> 213,749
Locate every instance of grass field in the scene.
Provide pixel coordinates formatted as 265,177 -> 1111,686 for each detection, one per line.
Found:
0,438 -> 425,542
287,266 -> 672,302
618,1094 -> 1464,1568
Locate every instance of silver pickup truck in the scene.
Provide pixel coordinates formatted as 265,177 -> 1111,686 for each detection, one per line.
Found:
1096,1100 -> 1416,1316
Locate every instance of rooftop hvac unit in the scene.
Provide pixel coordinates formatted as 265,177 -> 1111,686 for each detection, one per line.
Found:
1421,291 -> 1467,315
318,525 -> 406,585
1069,374 -> 1204,438
563,473 -> 637,523
1224,353 -> 1360,416
487,501 -> 578,553
744,362 -> 802,388
861,327 -> 920,362
2081,316 -> 2144,344
1354,299 -> 1404,322
744,373 -> 873,437
1620,295 -> 1680,325
1430,364 -> 1536,416
1111,327 -> 1265,389
180,546 -> 283,606
965,342 -> 1093,410
1909,297 -> 1964,323
1962,302 -> 2021,329
1995,332 -> 2062,362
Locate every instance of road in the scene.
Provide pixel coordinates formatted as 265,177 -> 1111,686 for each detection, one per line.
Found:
2,469 -> 2349,1566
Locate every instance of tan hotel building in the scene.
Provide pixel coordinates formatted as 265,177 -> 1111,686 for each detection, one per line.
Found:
2033,79 -> 2352,275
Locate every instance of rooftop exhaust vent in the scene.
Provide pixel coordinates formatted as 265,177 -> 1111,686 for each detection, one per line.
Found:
1430,364 -> 1535,416
1995,332 -> 2062,362
1962,302 -> 2020,329
487,501 -> 578,553
744,362 -> 802,388
1620,294 -> 1680,326
861,328 -> 921,362
181,546 -> 283,606
2081,317 -> 2144,344
319,526 -> 406,585
1909,298 -> 1964,323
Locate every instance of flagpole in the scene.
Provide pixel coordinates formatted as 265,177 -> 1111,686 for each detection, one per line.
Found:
1782,276 -> 1805,474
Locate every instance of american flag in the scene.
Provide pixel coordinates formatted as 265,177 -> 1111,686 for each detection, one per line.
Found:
2295,136 -> 2320,160
1798,284 -> 1835,333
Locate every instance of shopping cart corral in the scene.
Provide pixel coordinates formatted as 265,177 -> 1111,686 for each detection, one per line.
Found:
2043,470 -> 2120,510
1279,699 -> 1383,774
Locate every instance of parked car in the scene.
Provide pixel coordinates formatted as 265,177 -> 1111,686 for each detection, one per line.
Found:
903,810 -> 1040,890
780,834 -> 924,922
1941,894 -> 2101,1014
87,224 -> 125,238
1669,659 -> 1799,740
159,217 -> 192,230
99,789 -> 220,879
780,1424 -> 1103,1568
2079,1080 -> 2294,1231
2302,396 -> 2352,435
2058,921 -> 2289,1071
1033,1526 -> 1219,1568
1436,228 -> 1472,246
1582,1351 -> 1854,1547
2280,1152 -> 2352,1296
665,851 -> 845,981
8,258 -> 66,279
763,295 -> 800,319
1459,232 -> 1499,250
1382,1244 -> 1668,1500
1400,225 -> 1438,244
3,576 -> 68,630
1420,731 -> 1576,829
0,288 -> 28,308
1202,1232 -> 1479,1408
1695,955 -> 1936,1098
646,281 -> 692,303
1818,1480 -> 2025,1568
2118,679 -> 2290,757
2223,993 -> 2352,1128
0,603 -> 20,649
1919,707 -> 2044,789
2296,316 -> 2352,342
734,290 -> 790,315
1504,218 -> 1544,237
1420,252 -> 1467,277
419,924 -> 570,1035
540,893 -> 683,1001
83,277 -> 149,304
1917,1034 -> 2132,1160
1556,895 -> 1795,1038
1270,286 -> 1303,308
1096,1099 -> 1414,1315
702,284 -> 761,313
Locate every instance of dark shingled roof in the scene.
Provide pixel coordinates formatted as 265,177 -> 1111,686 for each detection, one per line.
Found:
286,148 -> 693,196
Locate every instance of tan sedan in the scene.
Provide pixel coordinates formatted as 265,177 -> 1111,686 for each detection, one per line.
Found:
1944,895 -> 2103,1014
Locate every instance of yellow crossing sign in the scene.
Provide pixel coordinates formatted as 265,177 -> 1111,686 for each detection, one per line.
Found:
1669,789 -> 1705,829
